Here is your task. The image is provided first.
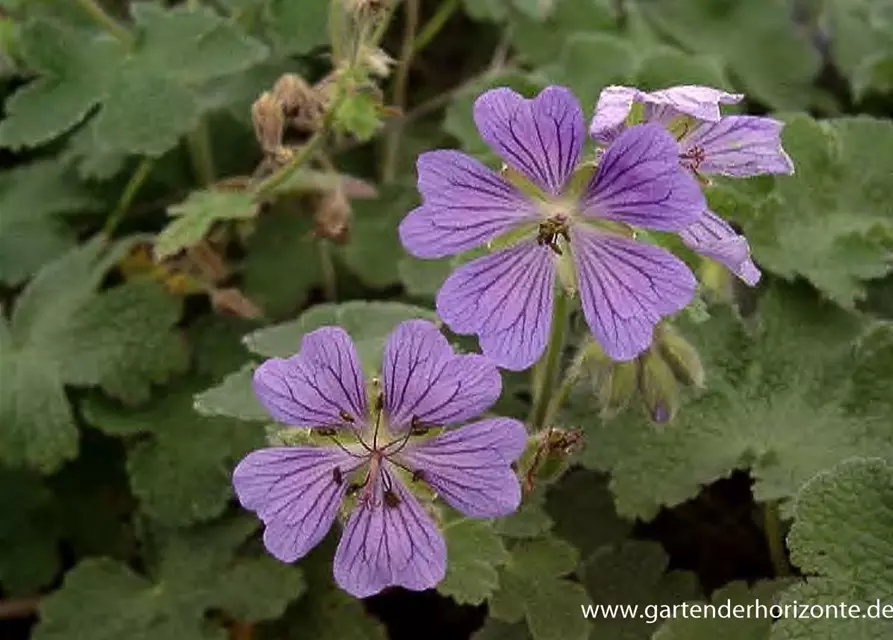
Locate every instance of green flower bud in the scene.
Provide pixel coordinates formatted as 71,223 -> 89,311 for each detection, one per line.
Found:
639,347 -> 680,425
656,323 -> 705,388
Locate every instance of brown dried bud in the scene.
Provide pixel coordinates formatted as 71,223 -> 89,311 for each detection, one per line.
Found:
209,287 -> 264,320
251,91 -> 285,154
315,189 -> 352,243
272,73 -> 324,133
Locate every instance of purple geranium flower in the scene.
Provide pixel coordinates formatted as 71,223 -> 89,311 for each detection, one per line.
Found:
232,320 -> 526,598
590,85 -> 795,285
399,86 -> 706,369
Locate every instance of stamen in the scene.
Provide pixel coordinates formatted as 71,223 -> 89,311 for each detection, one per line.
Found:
410,415 -> 430,436
327,435 -> 366,459
680,145 -> 707,173
411,469 -> 425,482
317,427 -> 337,437
339,409 -> 355,424
383,489 -> 401,508
537,215 -> 570,255
332,466 -> 343,485
372,392 -> 384,449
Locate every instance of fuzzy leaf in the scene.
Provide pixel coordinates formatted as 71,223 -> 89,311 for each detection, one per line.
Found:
438,518 -> 511,605
654,580 -> 788,639
155,190 -> 258,260
0,241 -> 188,472
569,284 -> 893,520
194,364 -> 268,422
33,517 -> 305,640
490,536 -> 592,640
509,0 -> 619,66
728,116 -> 893,308
581,541 -> 700,640
0,160 -> 96,284
772,458 -> 893,639
83,379 -> 263,526
244,300 -> 438,372
637,0 -> 821,109
1,5 -> 268,155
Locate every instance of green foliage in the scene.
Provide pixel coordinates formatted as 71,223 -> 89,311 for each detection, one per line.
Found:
1,240 -> 188,472
824,0 -> 893,97
490,536 -> 592,640
581,541 -> 701,639
0,160 -> 96,284
772,458 -> 893,640
439,518 -> 512,605
0,4 -> 268,157
33,517 -> 305,640
155,189 -> 258,260
569,284 -> 893,519
655,580 -> 788,639
83,378 -> 263,526
725,116 -> 893,308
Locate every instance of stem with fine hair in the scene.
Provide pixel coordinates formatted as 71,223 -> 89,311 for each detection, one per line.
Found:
763,500 -> 792,576
530,288 -> 569,429
103,158 -> 155,237
412,0 -> 459,57
187,119 -> 216,186
381,0 -> 420,182
75,0 -> 132,43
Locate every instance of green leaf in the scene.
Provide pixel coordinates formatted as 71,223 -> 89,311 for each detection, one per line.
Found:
1,5 -> 268,155
0,160 -> 96,284
83,378 -> 263,526
0,469 -> 60,594
244,300 -> 438,372
277,542 -> 388,640
463,0 -> 510,22
155,190 -> 258,260
824,0 -> 893,97
569,284 -> 893,520
634,45 -> 733,91
547,32 -> 637,101
444,70 -> 547,159
398,255 -> 453,298
438,518 -> 511,605
730,116 -> 893,308
242,206 -> 321,318
581,541 -> 701,640
654,580 -> 788,639
494,488 -> 554,538
33,517 -> 306,640
194,364 -> 269,422
771,458 -> 893,640
490,536 -> 592,640
546,469 -> 632,556
1,241 -> 188,472
637,0 -> 821,110
474,620 -> 532,640
265,0 -> 330,55
338,184 -> 417,289
509,0 -> 619,67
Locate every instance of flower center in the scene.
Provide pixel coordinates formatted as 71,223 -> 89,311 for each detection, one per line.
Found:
680,145 -> 706,173
326,394 -> 432,510
537,214 -> 570,255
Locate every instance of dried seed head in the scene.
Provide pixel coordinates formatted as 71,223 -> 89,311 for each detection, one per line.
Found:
361,46 -> 396,78
315,189 -> 351,243
272,73 -> 324,133
251,91 -> 285,153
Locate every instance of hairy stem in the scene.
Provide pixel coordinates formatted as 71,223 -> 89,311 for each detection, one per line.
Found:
187,119 -> 216,186
530,288 -> 569,429
381,0 -> 420,182
412,0 -> 459,57
329,0 -> 344,64
103,158 -> 155,237
763,500 -> 792,576
319,239 -> 338,301
75,0 -> 131,43
542,349 -> 586,427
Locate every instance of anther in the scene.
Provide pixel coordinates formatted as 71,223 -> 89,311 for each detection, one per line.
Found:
339,409 -> 355,423
383,489 -> 401,508
332,467 -> 344,485
318,427 -> 337,437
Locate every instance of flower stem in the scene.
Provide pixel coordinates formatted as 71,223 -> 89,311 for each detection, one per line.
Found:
763,500 -> 792,576
412,0 -> 459,57
329,0 -> 344,64
75,0 -> 131,43
187,119 -> 216,186
103,157 -> 155,237
530,288 -> 569,429
381,0 -> 420,183
319,238 -> 338,301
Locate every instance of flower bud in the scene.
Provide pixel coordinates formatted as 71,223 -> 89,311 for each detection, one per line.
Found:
272,73 -> 324,133
638,347 -> 680,424
315,189 -> 352,243
521,428 -> 584,493
655,323 -> 705,388
251,91 -> 285,154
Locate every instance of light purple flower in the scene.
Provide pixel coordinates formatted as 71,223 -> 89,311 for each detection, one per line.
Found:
232,320 -> 526,598
590,84 -> 795,285
400,86 -> 706,369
